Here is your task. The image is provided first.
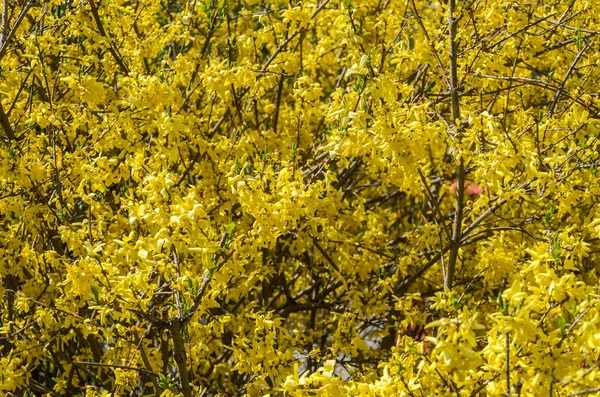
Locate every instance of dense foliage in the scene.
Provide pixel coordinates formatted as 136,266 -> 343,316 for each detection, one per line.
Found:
1,0 -> 600,395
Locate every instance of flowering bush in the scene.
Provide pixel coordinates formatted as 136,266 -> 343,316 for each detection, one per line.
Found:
1,0 -> 600,396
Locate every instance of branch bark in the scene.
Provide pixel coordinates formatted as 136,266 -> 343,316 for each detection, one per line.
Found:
445,0 -> 463,290
169,318 -> 192,397
88,0 -> 130,75
0,1 -> 31,62
1,0 -> 7,45
0,101 -> 16,141
74,361 -> 159,377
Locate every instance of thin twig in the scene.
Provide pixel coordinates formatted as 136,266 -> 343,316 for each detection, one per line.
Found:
74,361 -> 159,377
88,0 -> 130,74
549,41 -> 591,115
0,100 -> 16,141
0,1 -> 31,62
506,332 -> 510,396
570,388 -> 600,396
409,0 -> 451,91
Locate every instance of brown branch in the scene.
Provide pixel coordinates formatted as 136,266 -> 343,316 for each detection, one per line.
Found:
88,0 -> 130,74
139,335 -> 163,397
410,0 -> 451,91
182,268 -> 212,323
0,1 -> 31,62
183,232 -> 231,324
445,0 -> 463,290
0,100 -> 16,142
505,332 -> 510,396
259,31 -> 301,73
468,374 -> 501,397
396,249 -> 447,294
312,237 -> 341,273
1,0 -> 7,44
272,76 -> 284,132
74,361 -> 159,377
549,41 -> 590,115
570,388 -> 600,396
517,5 -> 600,35
169,318 -> 191,397
461,198 -> 507,236
259,0 -> 330,73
